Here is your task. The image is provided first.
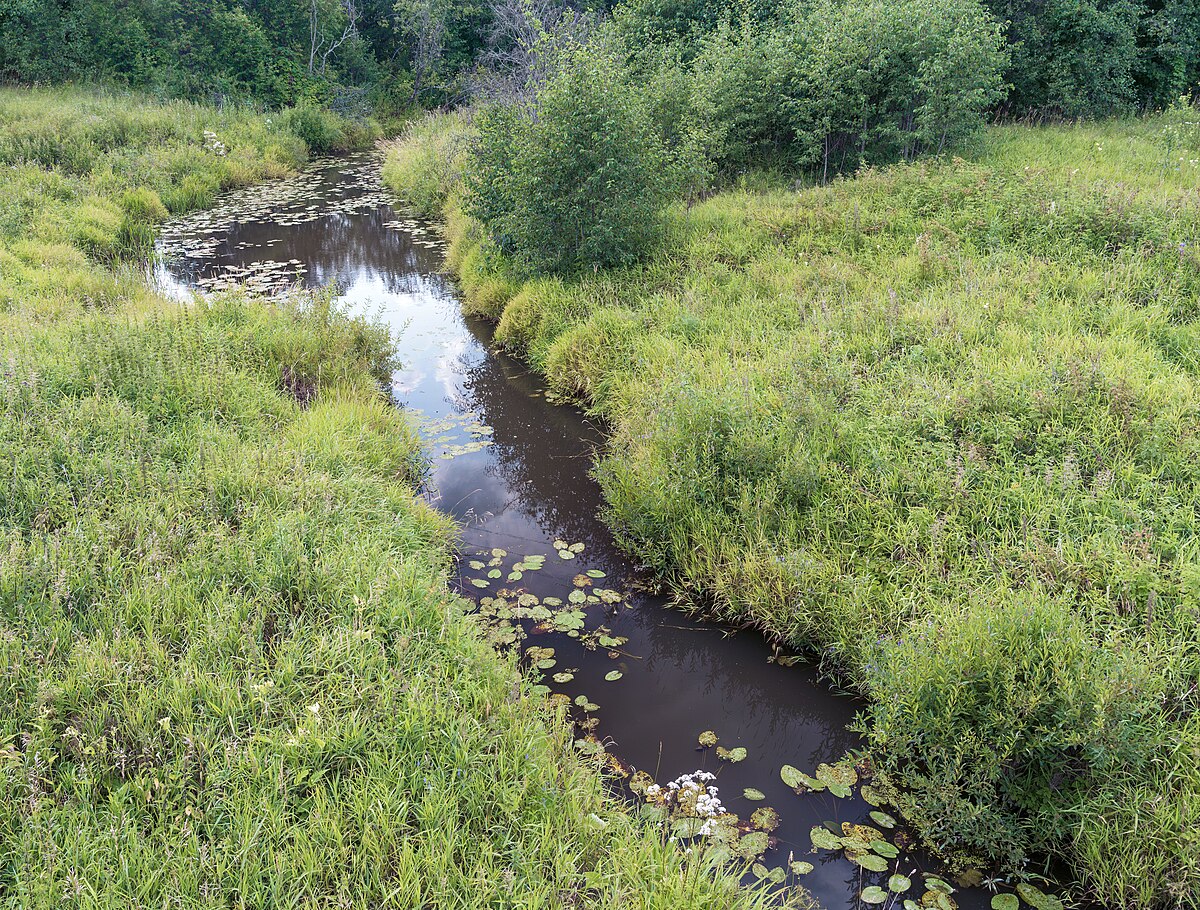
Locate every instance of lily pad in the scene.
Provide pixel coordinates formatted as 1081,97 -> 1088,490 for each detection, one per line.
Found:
604,670 -> 623,681
698,730 -> 718,748
861,886 -> 888,905
809,826 -> 843,851
920,892 -> 957,910
870,810 -> 897,829
749,807 -> 781,831
871,840 -> 900,858
853,853 -> 890,873
743,788 -> 766,801
1015,885 -> 1062,910
716,746 -> 747,762
790,860 -> 814,874
470,578 -> 489,589
890,874 -> 912,893
815,761 -> 858,788
781,764 -> 806,788
860,784 -> 885,806
586,569 -> 606,578
991,897 -> 1019,910
736,831 -> 769,859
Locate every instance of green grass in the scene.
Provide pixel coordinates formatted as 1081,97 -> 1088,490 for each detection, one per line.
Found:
0,87 -> 770,909
386,109 -> 1200,908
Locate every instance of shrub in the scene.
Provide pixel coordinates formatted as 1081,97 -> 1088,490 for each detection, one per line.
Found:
790,0 -> 1009,175
863,595 -> 1153,867
278,103 -> 347,154
982,0 -> 1142,116
465,41 -> 679,274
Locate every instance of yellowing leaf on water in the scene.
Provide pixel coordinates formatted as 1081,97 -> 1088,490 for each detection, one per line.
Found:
1014,884 -> 1062,910
569,542 -> 585,553
470,579 -> 489,589
491,548 -> 507,558
743,788 -> 766,800
716,746 -> 747,762
698,731 -> 718,748
558,550 -> 575,560
749,807 -> 780,831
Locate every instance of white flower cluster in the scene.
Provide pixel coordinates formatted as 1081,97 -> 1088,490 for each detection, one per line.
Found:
203,130 -> 227,157
646,770 -> 727,833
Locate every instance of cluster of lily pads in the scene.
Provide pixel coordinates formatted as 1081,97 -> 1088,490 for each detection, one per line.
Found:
383,217 -> 446,250
461,543 -> 629,654
779,759 -> 1064,910
193,258 -> 308,296
157,154 -> 397,296
410,409 -> 494,461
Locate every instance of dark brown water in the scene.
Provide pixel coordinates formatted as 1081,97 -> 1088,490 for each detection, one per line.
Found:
156,153 -> 1009,910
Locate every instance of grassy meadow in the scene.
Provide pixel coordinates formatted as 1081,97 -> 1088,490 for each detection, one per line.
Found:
0,87 -> 768,909
386,109 -> 1200,907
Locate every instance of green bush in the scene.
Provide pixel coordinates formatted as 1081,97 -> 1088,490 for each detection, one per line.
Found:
790,0 -> 1008,174
465,42 -> 680,274
278,103 -> 351,154
656,0 -> 1008,178
863,596 -> 1153,866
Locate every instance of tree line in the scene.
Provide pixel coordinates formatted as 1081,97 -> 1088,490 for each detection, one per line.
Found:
0,0 -> 1197,117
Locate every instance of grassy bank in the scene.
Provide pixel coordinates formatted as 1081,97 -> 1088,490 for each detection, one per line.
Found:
0,88 -> 765,908
386,110 -> 1200,907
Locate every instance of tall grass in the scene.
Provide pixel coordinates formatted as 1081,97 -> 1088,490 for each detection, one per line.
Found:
386,108 -> 1200,907
0,87 -> 769,909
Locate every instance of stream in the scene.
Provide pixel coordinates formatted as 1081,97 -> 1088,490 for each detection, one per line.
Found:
156,151 -> 1003,910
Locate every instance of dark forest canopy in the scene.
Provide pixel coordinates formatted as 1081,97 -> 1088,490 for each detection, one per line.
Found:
0,0 -> 1197,116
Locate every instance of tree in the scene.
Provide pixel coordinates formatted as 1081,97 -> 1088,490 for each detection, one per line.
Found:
465,39 -> 679,273
309,0 -> 361,75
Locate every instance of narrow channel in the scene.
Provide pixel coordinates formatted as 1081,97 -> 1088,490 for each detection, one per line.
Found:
156,151 -> 993,910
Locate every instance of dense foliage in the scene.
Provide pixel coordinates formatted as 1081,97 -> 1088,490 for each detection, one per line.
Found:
387,104 -> 1200,910
465,41 -> 683,273
1,0 -> 1196,117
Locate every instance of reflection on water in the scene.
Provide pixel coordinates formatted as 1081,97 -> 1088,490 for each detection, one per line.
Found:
157,152 -> 993,910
